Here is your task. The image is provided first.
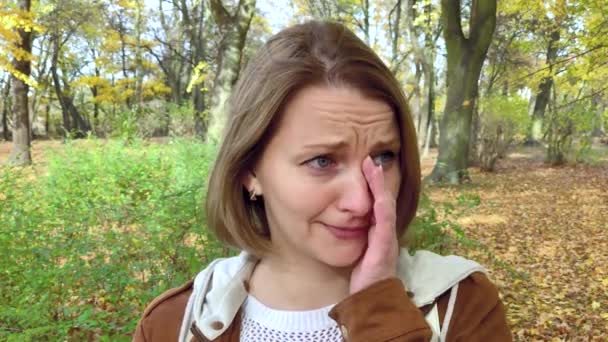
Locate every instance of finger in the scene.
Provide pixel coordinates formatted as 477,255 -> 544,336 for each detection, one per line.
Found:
362,157 -> 395,237
362,156 -> 387,203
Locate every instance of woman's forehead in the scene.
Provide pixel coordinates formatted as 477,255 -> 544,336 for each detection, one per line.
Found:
284,86 -> 395,125
270,85 -> 400,147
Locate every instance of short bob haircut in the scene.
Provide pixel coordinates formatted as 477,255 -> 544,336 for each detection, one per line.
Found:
206,20 -> 421,257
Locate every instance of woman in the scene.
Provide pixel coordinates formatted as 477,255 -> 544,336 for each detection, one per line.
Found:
134,21 -> 512,342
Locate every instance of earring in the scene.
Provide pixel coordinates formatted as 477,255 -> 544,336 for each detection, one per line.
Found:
249,189 -> 257,201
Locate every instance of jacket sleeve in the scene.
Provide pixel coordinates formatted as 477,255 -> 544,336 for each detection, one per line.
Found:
133,319 -> 148,342
328,278 -> 432,341
328,273 -> 512,342
132,281 -> 194,342
441,272 -> 512,341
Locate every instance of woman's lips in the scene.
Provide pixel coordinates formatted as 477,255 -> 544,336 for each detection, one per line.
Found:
323,223 -> 369,240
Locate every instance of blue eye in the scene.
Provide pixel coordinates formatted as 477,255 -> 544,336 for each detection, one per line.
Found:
307,156 -> 335,169
373,151 -> 396,166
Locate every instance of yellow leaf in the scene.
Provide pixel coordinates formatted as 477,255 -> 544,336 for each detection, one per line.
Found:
591,301 -> 601,310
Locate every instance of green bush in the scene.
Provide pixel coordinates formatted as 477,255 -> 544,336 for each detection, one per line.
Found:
407,191 -> 523,278
406,191 -> 480,254
476,95 -> 530,171
0,138 -> 225,340
546,102 -> 599,165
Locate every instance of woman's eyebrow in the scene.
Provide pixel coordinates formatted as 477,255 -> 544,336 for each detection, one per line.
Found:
301,140 -> 348,151
300,138 -> 400,152
370,138 -> 401,150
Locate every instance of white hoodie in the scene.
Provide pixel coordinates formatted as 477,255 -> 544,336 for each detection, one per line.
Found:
178,248 -> 485,342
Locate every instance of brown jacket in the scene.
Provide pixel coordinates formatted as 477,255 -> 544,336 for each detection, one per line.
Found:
134,272 -> 511,341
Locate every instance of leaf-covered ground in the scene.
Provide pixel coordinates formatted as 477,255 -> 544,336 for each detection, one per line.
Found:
422,146 -> 608,341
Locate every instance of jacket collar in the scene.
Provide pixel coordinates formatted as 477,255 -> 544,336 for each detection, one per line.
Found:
178,248 -> 485,342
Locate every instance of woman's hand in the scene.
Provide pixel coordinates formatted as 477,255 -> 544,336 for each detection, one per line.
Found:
349,156 -> 399,294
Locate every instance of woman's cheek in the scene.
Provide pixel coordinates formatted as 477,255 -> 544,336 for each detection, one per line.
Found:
290,176 -> 328,204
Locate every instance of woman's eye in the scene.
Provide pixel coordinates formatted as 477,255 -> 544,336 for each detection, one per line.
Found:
373,151 -> 396,166
306,156 -> 335,170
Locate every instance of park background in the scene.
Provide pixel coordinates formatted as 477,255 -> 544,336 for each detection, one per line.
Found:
1,0 -> 607,340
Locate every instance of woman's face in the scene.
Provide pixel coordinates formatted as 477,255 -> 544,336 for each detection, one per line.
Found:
247,85 -> 402,267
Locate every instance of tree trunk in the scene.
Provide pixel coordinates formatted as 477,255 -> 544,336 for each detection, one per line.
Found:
61,74 -> 91,138
591,92 -> 605,137
51,34 -> 71,135
428,0 -> 496,184
471,79 -> 507,163
389,0 -> 402,73
422,112 -> 434,157
179,0 -> 209,139
51,33 -> 91,138
2,78 -> 11,141
45,96 -> 51,137
406,0 -> 437,156
527,29 -> 560,144
362,0 -> 371,45
420,0 -> 437,157
193,86 -> 207,138
159,0 -> 187,104
134,0 -> 145,115
92,66 -> 100,135
7,0 -> 33,166
412,63 -> 422,133
467,101 -> 480,165
418,62 -> 435,154
430,114 -> 438,148
207,0 -> 256,142
418,22 -> 436,156
111,8 -> 133,109
64,72 -> 91,135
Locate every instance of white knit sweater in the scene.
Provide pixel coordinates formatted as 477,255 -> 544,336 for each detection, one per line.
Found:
240,295 -> 342,342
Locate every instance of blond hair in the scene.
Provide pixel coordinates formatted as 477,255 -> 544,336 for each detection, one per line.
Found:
206,20 -> 421,257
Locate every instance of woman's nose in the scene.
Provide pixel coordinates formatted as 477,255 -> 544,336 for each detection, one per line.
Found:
336,168 -> 373,217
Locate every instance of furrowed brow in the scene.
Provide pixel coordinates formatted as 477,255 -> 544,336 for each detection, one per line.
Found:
301,140 -> 348,151
370,138 -> 401,151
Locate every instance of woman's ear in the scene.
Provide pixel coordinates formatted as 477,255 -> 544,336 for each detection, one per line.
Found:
242,170 -> 263,197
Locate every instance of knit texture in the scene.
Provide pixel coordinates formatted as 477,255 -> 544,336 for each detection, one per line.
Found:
240,295 -> 342,342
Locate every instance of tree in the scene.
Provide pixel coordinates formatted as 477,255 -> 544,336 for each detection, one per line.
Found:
177,0 -> 213,139
1,77 -> 11,141
527,29 -> 560,144
427,0 -> 496,184
525,0 -> 567,144
478,1 -> 531,98
0,3 -> 38,87
49,35 -> 92,138
388,0 -> 405,73
147,0 -> 191,105
7,0 -> 33,166
405,0 -> 441,157
293,0 -> 381,49
468,2 -> 531,165
206,0 -> 256,141
44,0 -> 101,138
